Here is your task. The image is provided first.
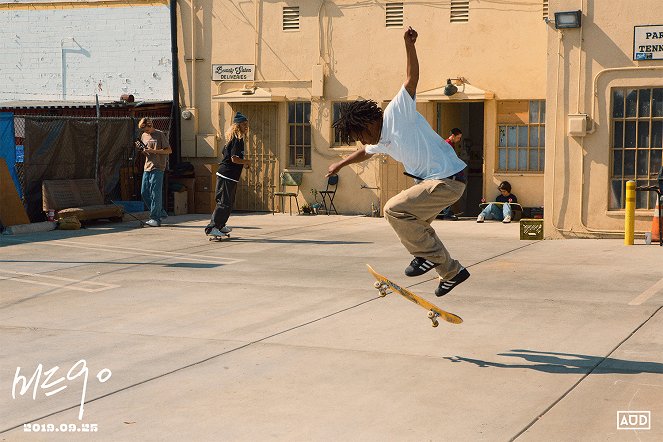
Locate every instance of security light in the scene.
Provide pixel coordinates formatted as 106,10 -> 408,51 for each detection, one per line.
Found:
444,79 -> 459,96
554,10 -> 582,29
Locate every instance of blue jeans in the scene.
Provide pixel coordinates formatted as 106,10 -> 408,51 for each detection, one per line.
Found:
141,170 -> 167,221
480,203 -> 512,221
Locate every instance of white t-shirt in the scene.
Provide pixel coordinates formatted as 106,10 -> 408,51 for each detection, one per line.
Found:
365,86 -> 466,181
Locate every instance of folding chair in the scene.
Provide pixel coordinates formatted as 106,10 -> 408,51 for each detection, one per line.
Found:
273,172 -> 303,215
318,174 -> 339,215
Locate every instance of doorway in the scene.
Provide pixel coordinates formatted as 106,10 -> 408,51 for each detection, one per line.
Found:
230,103 -> 279,212
436,101 -> 485,217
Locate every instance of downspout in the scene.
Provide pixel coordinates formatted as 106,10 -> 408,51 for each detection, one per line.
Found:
170,0 -> 182,164
255,0 -> 260,81
191,0 -> 196,112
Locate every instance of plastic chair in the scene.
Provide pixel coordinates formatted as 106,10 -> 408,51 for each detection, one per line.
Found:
318,174 -> 339,215
273,172 -> 303,215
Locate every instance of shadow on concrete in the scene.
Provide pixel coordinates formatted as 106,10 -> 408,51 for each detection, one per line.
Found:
226,238 -> 371,245
0,260 -> 223,269
445,349 -> 663,374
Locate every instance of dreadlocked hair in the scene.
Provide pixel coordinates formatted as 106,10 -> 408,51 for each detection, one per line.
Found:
333,100 -> 383,145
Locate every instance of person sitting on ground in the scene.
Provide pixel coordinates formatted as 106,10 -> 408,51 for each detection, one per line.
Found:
477,181 -> 518,223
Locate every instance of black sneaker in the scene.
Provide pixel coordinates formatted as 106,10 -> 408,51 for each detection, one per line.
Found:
405,257 -> 440,277
435,267 -> 470,297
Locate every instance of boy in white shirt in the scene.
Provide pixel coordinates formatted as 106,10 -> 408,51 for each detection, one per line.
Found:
327,27 -> 470,297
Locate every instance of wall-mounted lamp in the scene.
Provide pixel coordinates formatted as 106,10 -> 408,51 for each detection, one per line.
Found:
444,78 -> 463,96
553,10 -> 582,29
240,86 -> 257,95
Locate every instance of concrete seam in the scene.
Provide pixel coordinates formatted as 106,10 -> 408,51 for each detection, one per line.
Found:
510,304 -> 663,441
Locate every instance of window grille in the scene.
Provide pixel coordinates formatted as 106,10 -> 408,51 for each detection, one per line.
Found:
610,87 -> 663,209
497,100 -> 546,173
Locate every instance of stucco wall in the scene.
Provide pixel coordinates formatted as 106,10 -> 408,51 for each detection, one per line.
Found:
179,0 -> 548,215
544,0 -> 663,238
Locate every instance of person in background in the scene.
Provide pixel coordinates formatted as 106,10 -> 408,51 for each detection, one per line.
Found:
439,128 -> 465,220
477,181 -> 518,223
139,118 -> 171,227
204,112 -> 251,237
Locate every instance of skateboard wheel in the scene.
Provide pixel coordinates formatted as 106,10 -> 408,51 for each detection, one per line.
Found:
427,311 -> 435,319
431,319 -> 439,327
374,281 -> 382,289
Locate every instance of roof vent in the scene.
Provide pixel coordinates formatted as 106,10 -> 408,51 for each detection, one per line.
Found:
386,3 -> 404,28
450,0 -> 469,23
283,6 -> 299,31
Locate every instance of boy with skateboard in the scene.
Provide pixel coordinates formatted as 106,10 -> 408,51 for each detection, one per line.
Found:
328,27 -> 470,297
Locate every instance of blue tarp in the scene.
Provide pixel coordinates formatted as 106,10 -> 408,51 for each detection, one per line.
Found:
0,112 -> 21,198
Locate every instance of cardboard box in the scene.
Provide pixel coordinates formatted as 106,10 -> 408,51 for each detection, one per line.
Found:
173,190 -> 188,215
195,191 -> 216,214
168,177 -> 195,214
195,175 -> 213,192
195,163 -> 217,178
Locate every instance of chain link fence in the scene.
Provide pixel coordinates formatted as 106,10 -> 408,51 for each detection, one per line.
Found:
7,113 -> 172,221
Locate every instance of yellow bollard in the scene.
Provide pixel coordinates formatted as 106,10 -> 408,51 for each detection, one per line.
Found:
624,180 -> 635,245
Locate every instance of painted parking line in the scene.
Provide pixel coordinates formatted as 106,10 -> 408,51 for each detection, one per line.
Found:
47,240 -> 244,265
0,270 -> 119,293
629,277 -> 663,306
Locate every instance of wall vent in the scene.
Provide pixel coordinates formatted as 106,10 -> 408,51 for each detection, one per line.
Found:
543,0 -> 549,20
283,6 -> 300,31
450,0 -> 469,23
386,3 -> 404,28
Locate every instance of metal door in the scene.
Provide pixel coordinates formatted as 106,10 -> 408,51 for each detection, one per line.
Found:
379,156 -> 412,214
231,103 -> 278,211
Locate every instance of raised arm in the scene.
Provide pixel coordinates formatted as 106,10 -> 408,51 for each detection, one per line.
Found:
403,26 -> 419,98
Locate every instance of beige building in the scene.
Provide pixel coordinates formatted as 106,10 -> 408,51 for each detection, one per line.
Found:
545,0 -> 663,238
177,1 -> 662,238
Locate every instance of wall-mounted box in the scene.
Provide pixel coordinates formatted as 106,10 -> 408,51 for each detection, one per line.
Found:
568,114 -> 588,137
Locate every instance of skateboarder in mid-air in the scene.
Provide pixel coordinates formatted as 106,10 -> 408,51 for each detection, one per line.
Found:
327,27 -> 470,297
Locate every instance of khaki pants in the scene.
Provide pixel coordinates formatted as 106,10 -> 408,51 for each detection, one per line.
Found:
384,179 -> 465,279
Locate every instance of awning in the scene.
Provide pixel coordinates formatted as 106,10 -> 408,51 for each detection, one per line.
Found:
212,87 -> 285,102
417,83 -> 494,101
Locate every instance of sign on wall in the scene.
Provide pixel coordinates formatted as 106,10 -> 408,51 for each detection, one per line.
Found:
212,64 -> 255,81
634,25 -> 663,60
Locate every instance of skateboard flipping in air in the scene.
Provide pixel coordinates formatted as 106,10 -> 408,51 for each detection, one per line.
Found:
367,264 -> 462,327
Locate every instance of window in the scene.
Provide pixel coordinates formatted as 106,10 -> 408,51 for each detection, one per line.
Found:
610,87 -> 663,210
283,6 -> 299,31
497,100 -> 546,172
386,3 -> 404,28
288,102 -> 311,168
331,102 -> 345,146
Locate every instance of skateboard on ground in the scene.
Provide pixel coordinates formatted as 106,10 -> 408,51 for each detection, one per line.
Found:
366,264 -> 463,327
207,232 -> 230,241
109,200 -> 148,228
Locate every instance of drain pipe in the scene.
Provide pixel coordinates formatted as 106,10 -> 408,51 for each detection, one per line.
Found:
170,0 -> 182,164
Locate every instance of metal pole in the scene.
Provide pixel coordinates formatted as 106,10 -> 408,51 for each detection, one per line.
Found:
95,94 -> 100,183
624,180 -> 635,245
170,0 -> 181,165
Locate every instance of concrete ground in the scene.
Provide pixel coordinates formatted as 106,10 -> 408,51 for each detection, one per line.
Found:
0,213 -> 662,441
